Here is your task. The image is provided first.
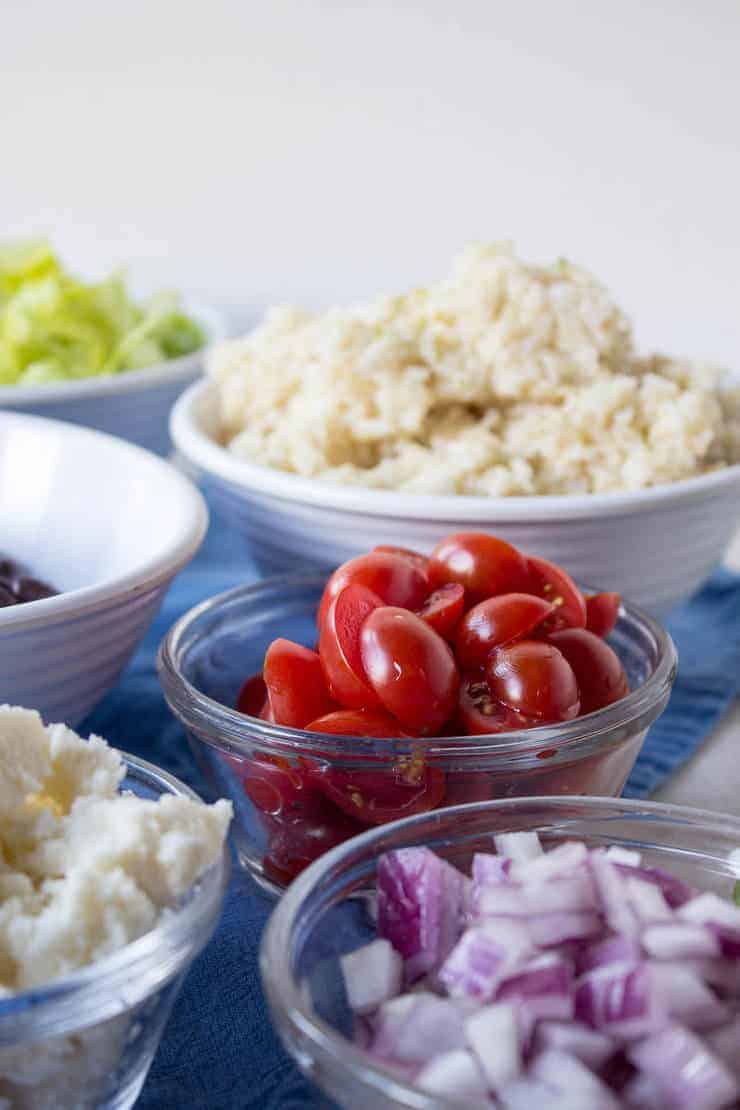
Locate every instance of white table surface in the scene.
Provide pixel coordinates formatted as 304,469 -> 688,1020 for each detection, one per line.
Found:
654,530 -> 740,815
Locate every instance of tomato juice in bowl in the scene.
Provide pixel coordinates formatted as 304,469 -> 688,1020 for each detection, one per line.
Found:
158,560 -> 676,895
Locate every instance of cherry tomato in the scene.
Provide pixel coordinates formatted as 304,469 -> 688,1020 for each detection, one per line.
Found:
427,532 -> 529,605
454,592 -> 555,671
525,555 -> 587,632
240,754 -> 323,817
372,545 -> 429,573
236,672 -> 268,717
458,675 -> 529,735
306,708 -> 411,737
263,809 -> 365,883
263,639 -> 336,728
416,583 -> 465,639
360,607 -> 460,734
317,551 -> 429,631
585,592 -> 621,638
307,763 -> 446,825
487,640 -> 580,723
319,584 -> 384,710
547,628 -> 629,715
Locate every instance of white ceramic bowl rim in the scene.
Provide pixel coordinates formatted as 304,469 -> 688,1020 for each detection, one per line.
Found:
0,751 -> 229,1042
261,795 -> 740,1110
172,378 -> 740,523
0,302 -> 227,406
0,411 -> 208,630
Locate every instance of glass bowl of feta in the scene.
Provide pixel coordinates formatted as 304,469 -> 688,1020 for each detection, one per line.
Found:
261,795 -> 740,1109
0,707 -> 231,1110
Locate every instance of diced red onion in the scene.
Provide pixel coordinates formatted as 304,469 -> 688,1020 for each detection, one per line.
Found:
614,862 -> 694,910
605,846 -> 643,867
628,1023 -> 739,1109
650,961 -> 728,1031
465,1002 -> 522,1091
622,1073 -> 670,1108
472,852 -> 511,886
340,938 -> 403,1016
440,922 -> 531,1002
590,853 -> 640,937
509,841 -> 588,884
415,1048 -> 491,1103
643,922 -> 721,961
377,847 -> 467,982
493,831 -> 543,863
498,955 -> 574,1023
534,1020 -> 615,1070
476,872 -> 597,918
707,1016 -> 740,1076
576,934 -> 642,976
370,992 -> 467,1064
625,876 -> 673,923
575,962 -> 665,1039
530,1048 -> 620,1109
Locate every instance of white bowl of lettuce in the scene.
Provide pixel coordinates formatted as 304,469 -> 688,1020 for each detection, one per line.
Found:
0,241 -> 227,455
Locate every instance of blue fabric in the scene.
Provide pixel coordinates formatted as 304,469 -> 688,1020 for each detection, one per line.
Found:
82,519 -> 740,1109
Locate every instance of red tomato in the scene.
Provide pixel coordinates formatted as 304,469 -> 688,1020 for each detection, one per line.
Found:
547,628 -> 629,714
585,592 -> 621,638
487,640 -> 580,722
525,555 -> 587,631
263,639 -> 336,728
458,676 -> 524,735
236,672 -> 268,717
240,754 -> 322,818
307,763 -> 446,825
262,809 -> 365,883
416,582 -> 465,639
360,607 -> 460,734
372,545 -> 429,573
306,708 -> 411,737
454,592 -> 556,671
317,551 -> 429,631
319,584 -> 384,709
427,532 -> 529,605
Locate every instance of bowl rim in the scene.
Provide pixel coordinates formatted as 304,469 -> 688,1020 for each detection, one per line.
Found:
0,410 -> 208,630
0,749 -> 229,1041
0,301 -> 228,406
171,378 -> 740,523
260,794 -> 740,1110
156,572 -> 677,764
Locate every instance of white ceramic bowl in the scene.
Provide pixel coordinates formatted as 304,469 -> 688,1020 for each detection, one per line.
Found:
0,303 -> 228,456
0,411 -> 207,724
172,378 -> 740,615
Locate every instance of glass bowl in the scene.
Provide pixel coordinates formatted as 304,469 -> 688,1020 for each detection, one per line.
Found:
260,796 -> 740,1110
157,574 -> 676,895
0,753 -> 229,1110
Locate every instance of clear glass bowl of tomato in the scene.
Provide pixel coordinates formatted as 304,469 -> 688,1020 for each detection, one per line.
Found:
157,574 -> 676,895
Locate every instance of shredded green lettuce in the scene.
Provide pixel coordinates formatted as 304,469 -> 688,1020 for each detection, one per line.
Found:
0,240 -> 205,386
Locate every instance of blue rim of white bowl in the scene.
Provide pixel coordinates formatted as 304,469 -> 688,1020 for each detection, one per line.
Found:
0,302 -> 228,406
171,378 -> 740,522
0,411 -> 208,630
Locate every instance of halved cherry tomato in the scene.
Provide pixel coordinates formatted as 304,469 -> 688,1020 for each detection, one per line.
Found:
317,551 -> 429,631
306,708 -> 411,737
236,672 -> 268,717
263,639 -> 336,728
319,584 -> 383,709
240,754 -> 323,818
372,545 -> 429,573
547,628 -> 629,714
525,555 -> 587,632
263,809 -> 365,883
307,762 -> 446,825
487,639 -> 580,722
585,592 -> 621,638
416,582 -> 465,639
427,532 -> 529,605
360,607 -> 460,734
458,676 -> 523,735
454,592 -> 555,671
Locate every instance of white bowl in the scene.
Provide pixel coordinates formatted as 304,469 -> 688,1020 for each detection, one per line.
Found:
0,411 -> 208,724
0,302 -> 228,456
171,379 -> 740,616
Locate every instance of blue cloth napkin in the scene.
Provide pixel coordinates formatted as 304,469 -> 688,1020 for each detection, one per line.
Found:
82,519 -> 740,1109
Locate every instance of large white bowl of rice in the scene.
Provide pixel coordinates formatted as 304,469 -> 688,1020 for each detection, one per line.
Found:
171,244 -> 740,614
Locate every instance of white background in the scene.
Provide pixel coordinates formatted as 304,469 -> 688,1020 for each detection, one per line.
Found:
2,0 -> 739,361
